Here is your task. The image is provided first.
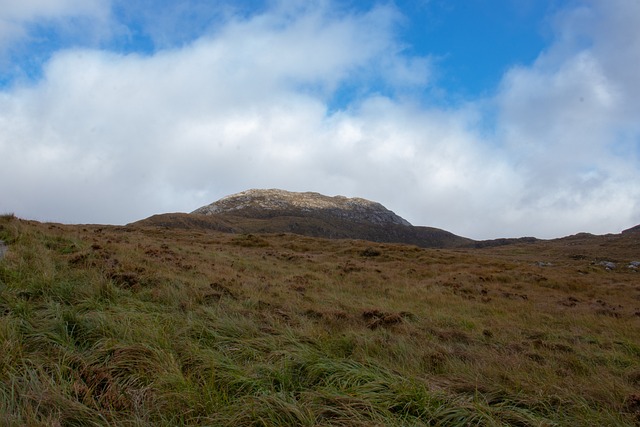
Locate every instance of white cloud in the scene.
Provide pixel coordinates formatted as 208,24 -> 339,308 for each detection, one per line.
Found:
0,0 -> 639,239
0,4 -> 431,222
494,0 -> 640,237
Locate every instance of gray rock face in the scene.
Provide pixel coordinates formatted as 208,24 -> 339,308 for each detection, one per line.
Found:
0,240 -> 7,260
192,189 -> 412,227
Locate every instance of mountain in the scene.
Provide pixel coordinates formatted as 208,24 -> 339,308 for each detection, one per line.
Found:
192,189 -> 412,227
136,189 -> 638,250
134,189 -> 474,248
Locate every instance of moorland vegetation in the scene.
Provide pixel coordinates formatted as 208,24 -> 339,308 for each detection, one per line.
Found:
0,213 -> 639,425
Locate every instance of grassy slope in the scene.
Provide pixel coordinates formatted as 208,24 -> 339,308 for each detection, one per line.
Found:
0,214 -> 639,426
133,213 -> 474,249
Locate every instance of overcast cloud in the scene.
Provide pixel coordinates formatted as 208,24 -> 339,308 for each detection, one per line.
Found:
0,0 -> 639,239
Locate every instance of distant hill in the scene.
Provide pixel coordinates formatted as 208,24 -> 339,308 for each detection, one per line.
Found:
134,189 -> 474,248
132,188 -> 639,249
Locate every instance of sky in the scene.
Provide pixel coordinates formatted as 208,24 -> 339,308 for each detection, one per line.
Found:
1,0 -> 639,240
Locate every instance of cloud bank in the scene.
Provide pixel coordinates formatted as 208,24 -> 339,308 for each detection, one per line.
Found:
0,0 -> 639,239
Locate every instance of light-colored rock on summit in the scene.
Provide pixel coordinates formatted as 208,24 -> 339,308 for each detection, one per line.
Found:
192,189 -> 412,226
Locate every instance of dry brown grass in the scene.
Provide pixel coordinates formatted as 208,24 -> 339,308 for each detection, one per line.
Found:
0,216 -> 639,425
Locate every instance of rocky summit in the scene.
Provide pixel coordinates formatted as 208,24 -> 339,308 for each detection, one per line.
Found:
191,189 -> 412,227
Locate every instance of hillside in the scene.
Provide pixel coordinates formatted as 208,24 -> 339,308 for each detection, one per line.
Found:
1,214 -> 639,425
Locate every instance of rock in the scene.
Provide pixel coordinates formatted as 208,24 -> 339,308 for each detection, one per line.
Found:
0,240 -> 6,260
192,189 -> 412,227
629,261 -> 640,270
596,261 -> 616,270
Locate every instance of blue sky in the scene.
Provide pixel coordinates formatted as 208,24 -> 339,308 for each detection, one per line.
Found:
1,0 -> 639,239
2,1 -> 555,99
396,0 -> 555,96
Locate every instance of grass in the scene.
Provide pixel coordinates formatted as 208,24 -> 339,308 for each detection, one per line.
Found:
0,214 -> 639,425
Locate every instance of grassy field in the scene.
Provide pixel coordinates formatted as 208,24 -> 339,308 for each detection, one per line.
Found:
0,214 -> 639,426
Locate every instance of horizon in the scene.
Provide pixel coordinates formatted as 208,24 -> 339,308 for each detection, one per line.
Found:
6,186 -> 638,241
1,1 -> 639,240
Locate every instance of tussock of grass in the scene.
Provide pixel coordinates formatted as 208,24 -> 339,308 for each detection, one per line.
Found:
0,218 -> 638,425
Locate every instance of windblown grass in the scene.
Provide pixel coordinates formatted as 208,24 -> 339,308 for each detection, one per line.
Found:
0,215 -> 638,425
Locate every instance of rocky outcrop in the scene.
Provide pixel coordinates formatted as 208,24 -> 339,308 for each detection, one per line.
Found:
192,189 -> 412,227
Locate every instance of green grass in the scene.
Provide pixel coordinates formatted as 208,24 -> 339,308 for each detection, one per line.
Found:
0,215 -> 639,425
